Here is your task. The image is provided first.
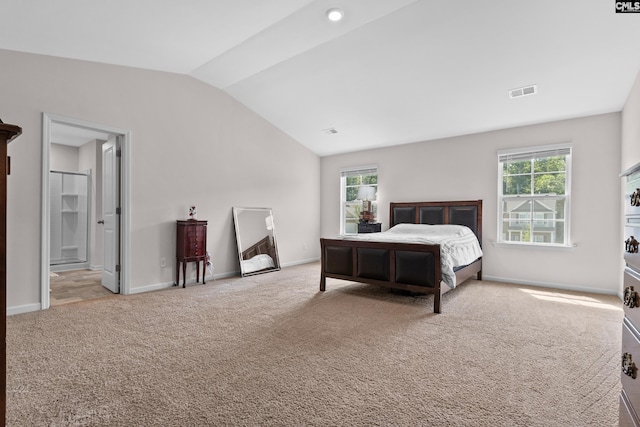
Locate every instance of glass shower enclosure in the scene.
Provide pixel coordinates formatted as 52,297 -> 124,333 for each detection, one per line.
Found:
50,171 -> 90,270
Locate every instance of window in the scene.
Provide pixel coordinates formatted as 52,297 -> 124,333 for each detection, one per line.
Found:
340,166 -> 378,234
498,144 -> 571,246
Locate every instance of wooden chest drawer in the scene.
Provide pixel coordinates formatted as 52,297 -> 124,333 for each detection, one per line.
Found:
626,219 -> 640,272
176,220 -> 207,258
626,170 -> 640,217
621,389 -> 640,427
178,238 -> 204,256
185,226 -> 205,237
183,233 -> 203,247
622,318 -> 640,412
625,268 -> 640,326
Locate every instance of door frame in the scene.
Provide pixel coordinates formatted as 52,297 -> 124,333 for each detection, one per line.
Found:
41,113 -> 132,309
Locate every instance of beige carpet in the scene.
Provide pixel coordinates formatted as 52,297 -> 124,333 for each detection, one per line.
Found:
7,262 -> 622,426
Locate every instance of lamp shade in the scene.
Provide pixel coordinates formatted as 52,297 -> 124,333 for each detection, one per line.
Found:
356,186 -> 376,201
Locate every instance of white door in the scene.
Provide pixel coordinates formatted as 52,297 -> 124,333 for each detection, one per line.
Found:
101,136 -> 119,293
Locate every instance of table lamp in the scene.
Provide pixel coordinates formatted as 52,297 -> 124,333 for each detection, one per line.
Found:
357,186 -> 376,223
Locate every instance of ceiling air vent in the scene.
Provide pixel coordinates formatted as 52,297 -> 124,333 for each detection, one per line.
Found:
323,128 -> 338,135
509,84 -> 537,99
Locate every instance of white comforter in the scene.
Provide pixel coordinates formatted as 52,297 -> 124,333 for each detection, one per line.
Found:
340,223 -> 483,288
241,254 -> 275,274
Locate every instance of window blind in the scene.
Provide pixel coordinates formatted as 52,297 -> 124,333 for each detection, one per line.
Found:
498,147 -> 571,163
340,166 -> 377,177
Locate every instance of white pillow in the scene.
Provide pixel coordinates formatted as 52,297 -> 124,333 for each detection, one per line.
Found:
388,223 -> 473,236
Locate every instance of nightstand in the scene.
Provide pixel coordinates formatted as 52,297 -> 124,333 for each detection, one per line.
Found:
358,222 -> 382,233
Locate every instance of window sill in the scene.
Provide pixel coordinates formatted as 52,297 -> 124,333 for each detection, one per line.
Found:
491,241 -> 577,250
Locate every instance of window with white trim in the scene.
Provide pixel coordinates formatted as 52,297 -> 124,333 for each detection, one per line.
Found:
340,166 -> 378,234
498,145 -> 571,246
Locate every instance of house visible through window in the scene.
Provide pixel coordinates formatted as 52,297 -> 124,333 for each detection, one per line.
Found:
340,166 -> 378,234
498,144 -> 571,246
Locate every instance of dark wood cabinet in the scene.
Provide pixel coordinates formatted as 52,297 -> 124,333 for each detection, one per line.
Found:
0,122 -> 21,425
358,222 -> 382,233
621,163 -> 640,426
176,220 -> 207,288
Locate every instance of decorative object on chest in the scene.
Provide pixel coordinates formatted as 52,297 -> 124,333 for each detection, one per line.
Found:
357,222 -> 382,233
176,220 -> 207,288
188,205 -> 197,220
620,163 -> 640,426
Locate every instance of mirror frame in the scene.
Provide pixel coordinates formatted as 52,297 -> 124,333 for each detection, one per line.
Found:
232,207 -> 281,277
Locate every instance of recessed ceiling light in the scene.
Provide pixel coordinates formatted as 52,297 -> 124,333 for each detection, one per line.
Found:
326,8 -> 344,22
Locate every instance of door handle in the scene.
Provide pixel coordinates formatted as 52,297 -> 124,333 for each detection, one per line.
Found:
97,220 -> 104,224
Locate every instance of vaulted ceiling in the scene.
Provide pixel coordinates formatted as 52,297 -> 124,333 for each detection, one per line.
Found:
2,0 -> 640,156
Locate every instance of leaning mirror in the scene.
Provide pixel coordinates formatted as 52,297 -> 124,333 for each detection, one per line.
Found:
232,207 -> 281,276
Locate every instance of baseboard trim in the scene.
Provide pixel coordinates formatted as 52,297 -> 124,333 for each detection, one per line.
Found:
482,275 -> 618,296
212,271 -> 238,280
8,303 -> 42,316
128,272 -> 236,294
128,281 -> 176,294
128,260 -> 320,295
280,257 -> 319,268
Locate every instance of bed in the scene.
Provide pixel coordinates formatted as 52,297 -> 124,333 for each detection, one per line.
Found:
241,235 -> 279,274
320,200 -> 483,313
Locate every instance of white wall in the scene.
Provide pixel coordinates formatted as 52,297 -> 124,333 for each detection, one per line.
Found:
321,113 -> 622,294
1,49 -> 320,312
50,143 -> 79,172
622,70 -> 640,172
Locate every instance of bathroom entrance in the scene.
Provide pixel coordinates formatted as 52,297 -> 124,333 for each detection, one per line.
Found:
42,113 -> 131,309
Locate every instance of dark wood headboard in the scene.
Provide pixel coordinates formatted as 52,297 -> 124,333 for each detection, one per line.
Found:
389,200 -> 483,245
242,235 -> 275,260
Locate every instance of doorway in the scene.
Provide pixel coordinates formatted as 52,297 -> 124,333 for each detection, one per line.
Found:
41,113 -> 131,310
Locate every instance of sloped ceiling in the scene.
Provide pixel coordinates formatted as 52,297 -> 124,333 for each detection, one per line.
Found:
2,0 -> 640,156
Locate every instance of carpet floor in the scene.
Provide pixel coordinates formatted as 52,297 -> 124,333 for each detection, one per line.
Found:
7,262 -> 622,426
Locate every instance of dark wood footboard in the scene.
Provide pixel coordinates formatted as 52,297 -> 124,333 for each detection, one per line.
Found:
320,238 -> 447,312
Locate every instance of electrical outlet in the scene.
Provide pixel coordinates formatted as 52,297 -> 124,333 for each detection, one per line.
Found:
160,258 -> 166,267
